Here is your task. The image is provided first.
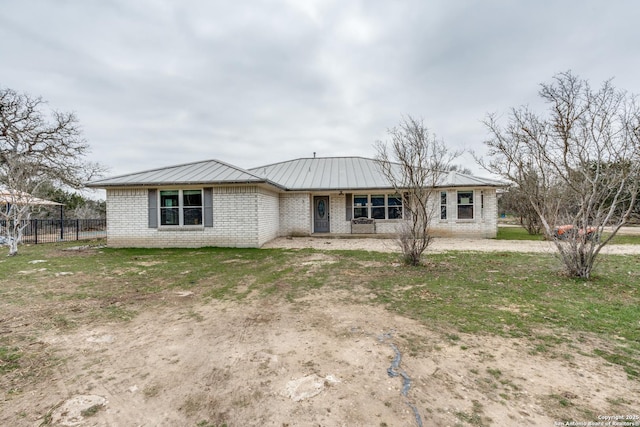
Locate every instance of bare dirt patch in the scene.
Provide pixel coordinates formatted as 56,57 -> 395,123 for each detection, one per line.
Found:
2,289 -> 638,426
2,240 -> 639,426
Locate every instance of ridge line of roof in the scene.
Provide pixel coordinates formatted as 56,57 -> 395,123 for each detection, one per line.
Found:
248,156 -> 378,171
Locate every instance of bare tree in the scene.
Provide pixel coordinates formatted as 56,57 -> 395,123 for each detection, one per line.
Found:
0,87 -> 102,255
0,187 -> 60,254
481,71 -> 640,278
376,116 -> 461,265
499,174 -> 544,235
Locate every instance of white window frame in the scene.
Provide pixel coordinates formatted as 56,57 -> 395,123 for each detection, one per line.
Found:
457,190 -> 474,220
352,194 -> 403,220
159,189 -> 204,226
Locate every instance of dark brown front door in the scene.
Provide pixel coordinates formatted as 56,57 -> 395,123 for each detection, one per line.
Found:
313,196 -> 330,233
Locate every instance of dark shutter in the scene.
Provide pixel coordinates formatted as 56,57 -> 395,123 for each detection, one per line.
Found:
345,193 -> 352,221
148,189 -> 158,228
203,187 -> 213,227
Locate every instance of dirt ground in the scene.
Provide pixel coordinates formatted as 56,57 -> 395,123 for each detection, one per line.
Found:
2,238 -> 640,426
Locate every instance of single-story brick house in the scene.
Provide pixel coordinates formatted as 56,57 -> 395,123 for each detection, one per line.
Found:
86,156 -> 506,248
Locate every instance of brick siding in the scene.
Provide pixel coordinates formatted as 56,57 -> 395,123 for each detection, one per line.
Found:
105,187 -> 498,248
279,193 -> 311,236
106,185 -> 280,248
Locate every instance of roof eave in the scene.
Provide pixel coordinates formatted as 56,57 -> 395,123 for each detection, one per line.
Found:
434,183 -> 508,188
86,179 -> 286,190
286,186 -> 397,192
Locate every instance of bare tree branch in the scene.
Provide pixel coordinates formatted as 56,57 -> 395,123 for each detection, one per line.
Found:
375,116 -> 462,265
479,71 -> 640,278
0,87 -> 105,255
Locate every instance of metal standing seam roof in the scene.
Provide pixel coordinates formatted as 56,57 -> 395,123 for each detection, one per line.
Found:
248,157 -> 397,190
87,156 -> 507,190
249,157 -> 507,190
436,169 -> 507,188
86,159 -> 280,188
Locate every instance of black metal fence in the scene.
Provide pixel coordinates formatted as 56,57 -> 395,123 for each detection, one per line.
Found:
1,219 -> 106,244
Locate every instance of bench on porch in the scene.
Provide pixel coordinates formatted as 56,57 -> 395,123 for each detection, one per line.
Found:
351,218 -> 376,234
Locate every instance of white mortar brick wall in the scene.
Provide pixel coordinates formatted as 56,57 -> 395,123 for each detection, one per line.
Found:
373,221 -> 400,234
257,188 -> 280,245
325,188 -> 498,237
329,194 -> 351,234
431,188 -> 498,238
106,185 -> 499,248
106,186 -> 270,248
106,188 -> 154,246
213,186 -> 259,247
279,193 -> 311,236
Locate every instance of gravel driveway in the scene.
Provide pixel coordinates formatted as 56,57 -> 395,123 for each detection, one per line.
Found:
263,236 -> 640,255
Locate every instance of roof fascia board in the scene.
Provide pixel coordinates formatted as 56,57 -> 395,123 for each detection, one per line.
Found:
89,180 -> 286,190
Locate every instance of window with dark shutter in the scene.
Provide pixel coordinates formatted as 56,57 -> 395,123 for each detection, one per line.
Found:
151,189 -> 206,227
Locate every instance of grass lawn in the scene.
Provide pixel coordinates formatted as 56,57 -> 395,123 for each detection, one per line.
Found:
497,224 -> 640,245
1,238 -> 639,386
496,226 -> 546,241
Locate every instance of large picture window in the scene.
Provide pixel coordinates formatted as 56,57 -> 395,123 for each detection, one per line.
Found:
160,189 -> 203,226
457,191 -> 474,220
352,194 -> 403,220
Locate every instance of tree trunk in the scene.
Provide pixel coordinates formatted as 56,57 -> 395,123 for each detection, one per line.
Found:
7,238 -> 18,256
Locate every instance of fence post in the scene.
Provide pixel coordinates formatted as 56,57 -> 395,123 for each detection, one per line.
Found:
34,219 -> 38,244
60,205 -> 64,241
76,219 -> 79,241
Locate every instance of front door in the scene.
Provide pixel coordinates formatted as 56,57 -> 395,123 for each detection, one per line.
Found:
313,196 -> 330,233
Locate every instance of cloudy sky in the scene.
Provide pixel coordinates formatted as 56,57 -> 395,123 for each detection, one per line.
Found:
2,0 -> 639,185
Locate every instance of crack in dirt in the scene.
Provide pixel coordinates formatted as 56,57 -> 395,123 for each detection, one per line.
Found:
379,331 -> 423,427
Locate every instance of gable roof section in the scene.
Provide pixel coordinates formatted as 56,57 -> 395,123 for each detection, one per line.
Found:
86,159 -> 280,188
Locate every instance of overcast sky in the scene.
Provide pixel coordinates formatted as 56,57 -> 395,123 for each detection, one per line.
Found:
2,0 -> 639,185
